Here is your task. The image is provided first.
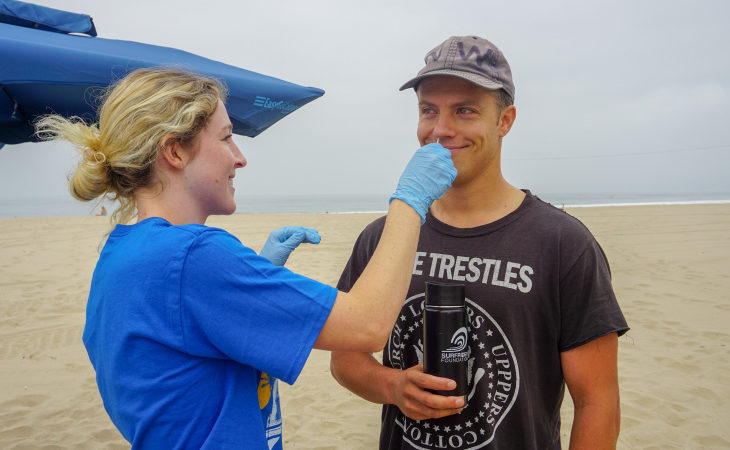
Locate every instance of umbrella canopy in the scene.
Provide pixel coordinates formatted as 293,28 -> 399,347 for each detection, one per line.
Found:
0,0 -> 97,35
0,0 -> 324,148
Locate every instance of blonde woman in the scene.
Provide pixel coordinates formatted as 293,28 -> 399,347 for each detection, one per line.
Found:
35,68 -> 457,449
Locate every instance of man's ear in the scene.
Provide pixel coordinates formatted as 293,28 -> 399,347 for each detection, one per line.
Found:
158,136 -> 188,171
498,105 -> 517,138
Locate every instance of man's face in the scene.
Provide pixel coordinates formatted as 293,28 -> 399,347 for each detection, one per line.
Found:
416,76 -> 513,187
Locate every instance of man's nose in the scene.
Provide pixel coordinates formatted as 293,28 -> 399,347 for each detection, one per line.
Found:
433,115 -> 455,140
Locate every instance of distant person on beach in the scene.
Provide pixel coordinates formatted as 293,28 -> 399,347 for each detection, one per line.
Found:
330,36 -> 629,449
99,206 -> 107,216
34,68 -> 456,449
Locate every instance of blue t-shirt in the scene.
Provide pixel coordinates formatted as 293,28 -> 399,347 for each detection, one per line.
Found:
83,217 -> 337,449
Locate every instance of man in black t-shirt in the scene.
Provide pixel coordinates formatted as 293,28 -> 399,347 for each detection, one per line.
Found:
330,36 -> 628,449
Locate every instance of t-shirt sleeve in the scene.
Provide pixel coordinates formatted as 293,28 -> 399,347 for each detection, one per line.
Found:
178,229 -> 337,385
336,216 -> 386,292
558,232 -> 629,352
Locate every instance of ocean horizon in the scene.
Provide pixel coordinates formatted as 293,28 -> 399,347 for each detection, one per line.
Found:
1,192 -> 729,219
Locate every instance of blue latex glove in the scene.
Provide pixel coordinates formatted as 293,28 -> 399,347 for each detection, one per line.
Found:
390,143 -> 457,224
259,226 -> 321,266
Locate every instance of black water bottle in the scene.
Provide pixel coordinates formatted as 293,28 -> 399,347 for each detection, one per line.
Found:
423,281 -> 468,397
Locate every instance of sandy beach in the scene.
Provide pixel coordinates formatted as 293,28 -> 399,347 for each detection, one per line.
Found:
1,203 -> 728,449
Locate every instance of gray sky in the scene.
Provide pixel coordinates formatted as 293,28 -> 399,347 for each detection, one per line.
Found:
1,0 -> 729,212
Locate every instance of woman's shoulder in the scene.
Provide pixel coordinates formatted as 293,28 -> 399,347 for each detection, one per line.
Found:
110,218 -> 247,257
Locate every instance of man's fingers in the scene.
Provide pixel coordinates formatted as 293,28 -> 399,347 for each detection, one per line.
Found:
418,404 -> 464,420
403,401 -> 464,421
397,364 -> 465,421
408,364 -> 457,392
414,390 -> 465,410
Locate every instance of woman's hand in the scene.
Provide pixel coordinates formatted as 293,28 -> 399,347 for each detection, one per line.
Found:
259,226 -> 321,266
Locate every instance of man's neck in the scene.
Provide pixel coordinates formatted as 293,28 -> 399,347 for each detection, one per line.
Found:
429,178 -> 525,229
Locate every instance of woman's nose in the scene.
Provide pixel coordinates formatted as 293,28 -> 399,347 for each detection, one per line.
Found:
232,142 -> 247,168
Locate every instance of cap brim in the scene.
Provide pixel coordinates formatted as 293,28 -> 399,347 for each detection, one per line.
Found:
399,70 -> 504,92
398,76 -> 421,91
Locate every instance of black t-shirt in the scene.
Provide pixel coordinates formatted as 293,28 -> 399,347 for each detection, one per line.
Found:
338,192 -> 629,450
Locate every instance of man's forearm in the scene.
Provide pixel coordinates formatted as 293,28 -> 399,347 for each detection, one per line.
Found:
562,333 -> 621,450
331,348 -> 467,421
569,402 -> 620,449
330,351 -> 397,405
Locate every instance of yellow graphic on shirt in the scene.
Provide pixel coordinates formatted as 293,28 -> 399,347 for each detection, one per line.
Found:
258,372 -> 283,449
258,372 -> 272,409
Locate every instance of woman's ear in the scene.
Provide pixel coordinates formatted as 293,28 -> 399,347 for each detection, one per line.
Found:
158,136 -> 187,171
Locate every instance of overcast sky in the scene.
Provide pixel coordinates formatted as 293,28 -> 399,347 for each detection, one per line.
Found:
1,0 -> 729,213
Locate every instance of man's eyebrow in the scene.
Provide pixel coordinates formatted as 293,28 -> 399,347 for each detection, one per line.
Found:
418,99 -> 481,108
452,99 -> 482,108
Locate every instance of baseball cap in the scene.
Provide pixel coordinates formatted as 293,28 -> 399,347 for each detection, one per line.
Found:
399,35 -> 515,101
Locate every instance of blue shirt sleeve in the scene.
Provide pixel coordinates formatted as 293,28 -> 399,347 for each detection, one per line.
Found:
178,229 -> 336,384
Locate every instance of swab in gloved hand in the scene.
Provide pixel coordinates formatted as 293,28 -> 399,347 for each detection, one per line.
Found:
390,143 -> 456,224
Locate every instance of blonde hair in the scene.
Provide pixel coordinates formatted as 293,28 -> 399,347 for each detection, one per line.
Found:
35,68 -> 228,224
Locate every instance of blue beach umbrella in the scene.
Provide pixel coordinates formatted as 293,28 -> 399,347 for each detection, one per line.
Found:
0,0 -> 324,149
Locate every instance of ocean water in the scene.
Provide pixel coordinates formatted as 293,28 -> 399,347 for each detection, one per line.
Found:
0,192 -> 728,219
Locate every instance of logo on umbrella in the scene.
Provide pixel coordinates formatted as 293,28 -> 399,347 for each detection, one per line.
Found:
253,96 -> 297,113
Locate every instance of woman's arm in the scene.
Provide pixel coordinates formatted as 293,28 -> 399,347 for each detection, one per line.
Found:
314,143 -> 455,352
314,199 -> 420,351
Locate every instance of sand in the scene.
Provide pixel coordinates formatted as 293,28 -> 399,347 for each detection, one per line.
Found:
1,203 -> 728,449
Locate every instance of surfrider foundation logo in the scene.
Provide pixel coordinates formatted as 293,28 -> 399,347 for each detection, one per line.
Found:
442,327 -> 469,363
386,293 -> 519,449
444,327 -> 468,352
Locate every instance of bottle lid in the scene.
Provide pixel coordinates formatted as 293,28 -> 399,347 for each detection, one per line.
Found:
425,281 -> 465,307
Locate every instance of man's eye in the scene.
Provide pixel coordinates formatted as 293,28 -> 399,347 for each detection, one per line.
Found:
458,107 -> 473,114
